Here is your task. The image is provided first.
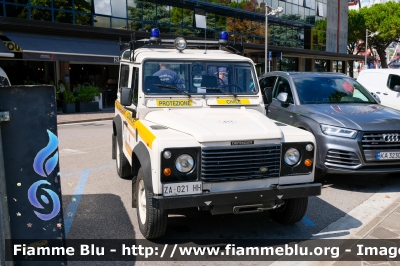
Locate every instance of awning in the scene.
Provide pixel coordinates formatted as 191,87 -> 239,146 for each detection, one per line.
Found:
0,41 -> 14,58
3,32 -> 120,63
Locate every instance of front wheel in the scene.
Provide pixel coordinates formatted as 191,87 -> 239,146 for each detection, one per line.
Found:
136,167 -> 168,239
269,197 -> 308,225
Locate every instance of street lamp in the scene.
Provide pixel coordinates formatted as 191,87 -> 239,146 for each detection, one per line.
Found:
265,5 -> 283,72
365,29 -> 379,69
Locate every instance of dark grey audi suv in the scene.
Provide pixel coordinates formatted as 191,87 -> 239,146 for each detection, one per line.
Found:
259,71 -> 400,180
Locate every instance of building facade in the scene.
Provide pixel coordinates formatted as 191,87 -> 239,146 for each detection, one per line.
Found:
0,0 -> 363,91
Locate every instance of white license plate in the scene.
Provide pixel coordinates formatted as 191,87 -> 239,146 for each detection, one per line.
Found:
376,151 -> 400,160
163,182 -> 202,197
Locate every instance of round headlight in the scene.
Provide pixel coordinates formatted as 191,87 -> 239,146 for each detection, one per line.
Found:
175,154 -> 195,173
284,148 -> 301,166
174,37 -> 187,51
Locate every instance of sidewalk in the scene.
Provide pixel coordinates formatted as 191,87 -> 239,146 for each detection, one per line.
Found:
56,108 -> 114,124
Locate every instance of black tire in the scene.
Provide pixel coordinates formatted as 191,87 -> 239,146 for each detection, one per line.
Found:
269,197 -> 308,225
115,135 -> 132,179
136,167 -> 168,239
314,168 -> 326,182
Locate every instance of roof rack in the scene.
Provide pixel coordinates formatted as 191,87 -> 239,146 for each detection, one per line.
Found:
119,28 -> 244,62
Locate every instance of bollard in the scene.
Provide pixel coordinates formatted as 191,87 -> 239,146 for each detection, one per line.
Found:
0,86 -> 66,265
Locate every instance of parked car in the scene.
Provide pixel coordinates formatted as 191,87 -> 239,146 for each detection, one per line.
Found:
259,71 -> 400,180
0,67 -> 10,86
357,69 -> 400,110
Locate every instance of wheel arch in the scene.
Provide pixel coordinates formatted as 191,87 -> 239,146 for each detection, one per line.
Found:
133,141 -> 153,193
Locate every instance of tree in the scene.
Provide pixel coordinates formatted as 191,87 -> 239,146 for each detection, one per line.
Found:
312,19 -> 326,51
359,2 -> 400,68
347,9 -> 365,77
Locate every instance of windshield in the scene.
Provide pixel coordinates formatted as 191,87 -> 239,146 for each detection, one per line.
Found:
293,76 -> 377,104
142,60 -> 258,96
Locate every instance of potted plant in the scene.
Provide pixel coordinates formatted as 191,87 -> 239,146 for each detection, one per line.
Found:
76,85 -> 100,112
62,91 -> 76,113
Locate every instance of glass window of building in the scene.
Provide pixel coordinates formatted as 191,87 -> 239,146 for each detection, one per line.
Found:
54,0 -> 72,10
111,0 -> 127,18
32,8 -> 52,21
75,13 -> 92,26
315,59 -> 329,72
112,18 -> 127,29
93,0 -> 111,16
277,57 -> 298,71
128,0 -> 142,21
94,15 -> 111,28
74,0 -> 92,13
143,2 -> 156,22
5,0 -> 28,4
30,0 -> 51,8
55,11 -> 73,24
5,4 -> 28,19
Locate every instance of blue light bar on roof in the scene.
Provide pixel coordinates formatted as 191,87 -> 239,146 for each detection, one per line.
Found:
219,31 -> 228,45
150,28 -> 161,43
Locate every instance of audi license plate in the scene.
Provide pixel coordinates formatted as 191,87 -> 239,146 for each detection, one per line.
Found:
376,151 -> 400,160
163,182 -> 202,197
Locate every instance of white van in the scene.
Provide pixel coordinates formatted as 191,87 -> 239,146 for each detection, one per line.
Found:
0,67 -> 10,86
357,69 -> 400,110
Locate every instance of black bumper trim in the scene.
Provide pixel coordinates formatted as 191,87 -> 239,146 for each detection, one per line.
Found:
153,183 -> 321,210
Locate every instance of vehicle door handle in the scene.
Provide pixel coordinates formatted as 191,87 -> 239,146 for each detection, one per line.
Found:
383,93 -> 388,95
123,121 -> 128,126
375,92 -> 381,94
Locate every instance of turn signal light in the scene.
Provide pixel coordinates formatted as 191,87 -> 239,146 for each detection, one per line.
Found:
304,159 -> 313,167
163,168 -> 172,176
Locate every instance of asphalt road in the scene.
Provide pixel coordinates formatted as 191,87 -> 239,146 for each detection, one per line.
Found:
57,120 -> 400,265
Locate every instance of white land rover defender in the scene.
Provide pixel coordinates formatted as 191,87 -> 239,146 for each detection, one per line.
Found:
112,29 -> 321,239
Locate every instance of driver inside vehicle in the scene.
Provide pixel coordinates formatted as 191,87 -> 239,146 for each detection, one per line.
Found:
216,67 -> 228,86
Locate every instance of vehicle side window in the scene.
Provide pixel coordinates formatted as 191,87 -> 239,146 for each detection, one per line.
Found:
131,67 -> 139,105
259,76 -> 277,91
387,74 -> 400,91
119,64 -> 130,89
273,77 -> 294,104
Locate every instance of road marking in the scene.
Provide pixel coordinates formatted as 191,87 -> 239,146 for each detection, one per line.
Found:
301,216 -> 316,226
60,164 -> 114,178
59,149 -> 87,155
63,170 -> 90,238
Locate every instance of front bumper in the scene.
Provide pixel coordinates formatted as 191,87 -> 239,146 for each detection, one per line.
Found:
315,133 -> 400,174
153,183 -> 321,210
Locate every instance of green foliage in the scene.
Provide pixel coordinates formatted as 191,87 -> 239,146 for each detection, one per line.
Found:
348,2 -> 400,67
63,90 -> 76,103
76,85 -> 100,103
312,19 -> 326,51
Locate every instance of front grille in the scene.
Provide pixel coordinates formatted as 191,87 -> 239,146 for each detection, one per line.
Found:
361,132 -> 400,150
361,132 -> 400,162
325,149 -> 361,169
201,145 -> 281,182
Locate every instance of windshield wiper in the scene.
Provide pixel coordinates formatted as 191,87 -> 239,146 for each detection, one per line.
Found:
203,87 -> 237,98
153,84 -> 191,98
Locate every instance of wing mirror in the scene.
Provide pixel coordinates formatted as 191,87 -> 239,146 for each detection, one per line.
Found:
120,87 -> 133,106
263,87 -> 273,104
393,85 -> 400,92
277,92 -> 288,104
371,92 -> 381,103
